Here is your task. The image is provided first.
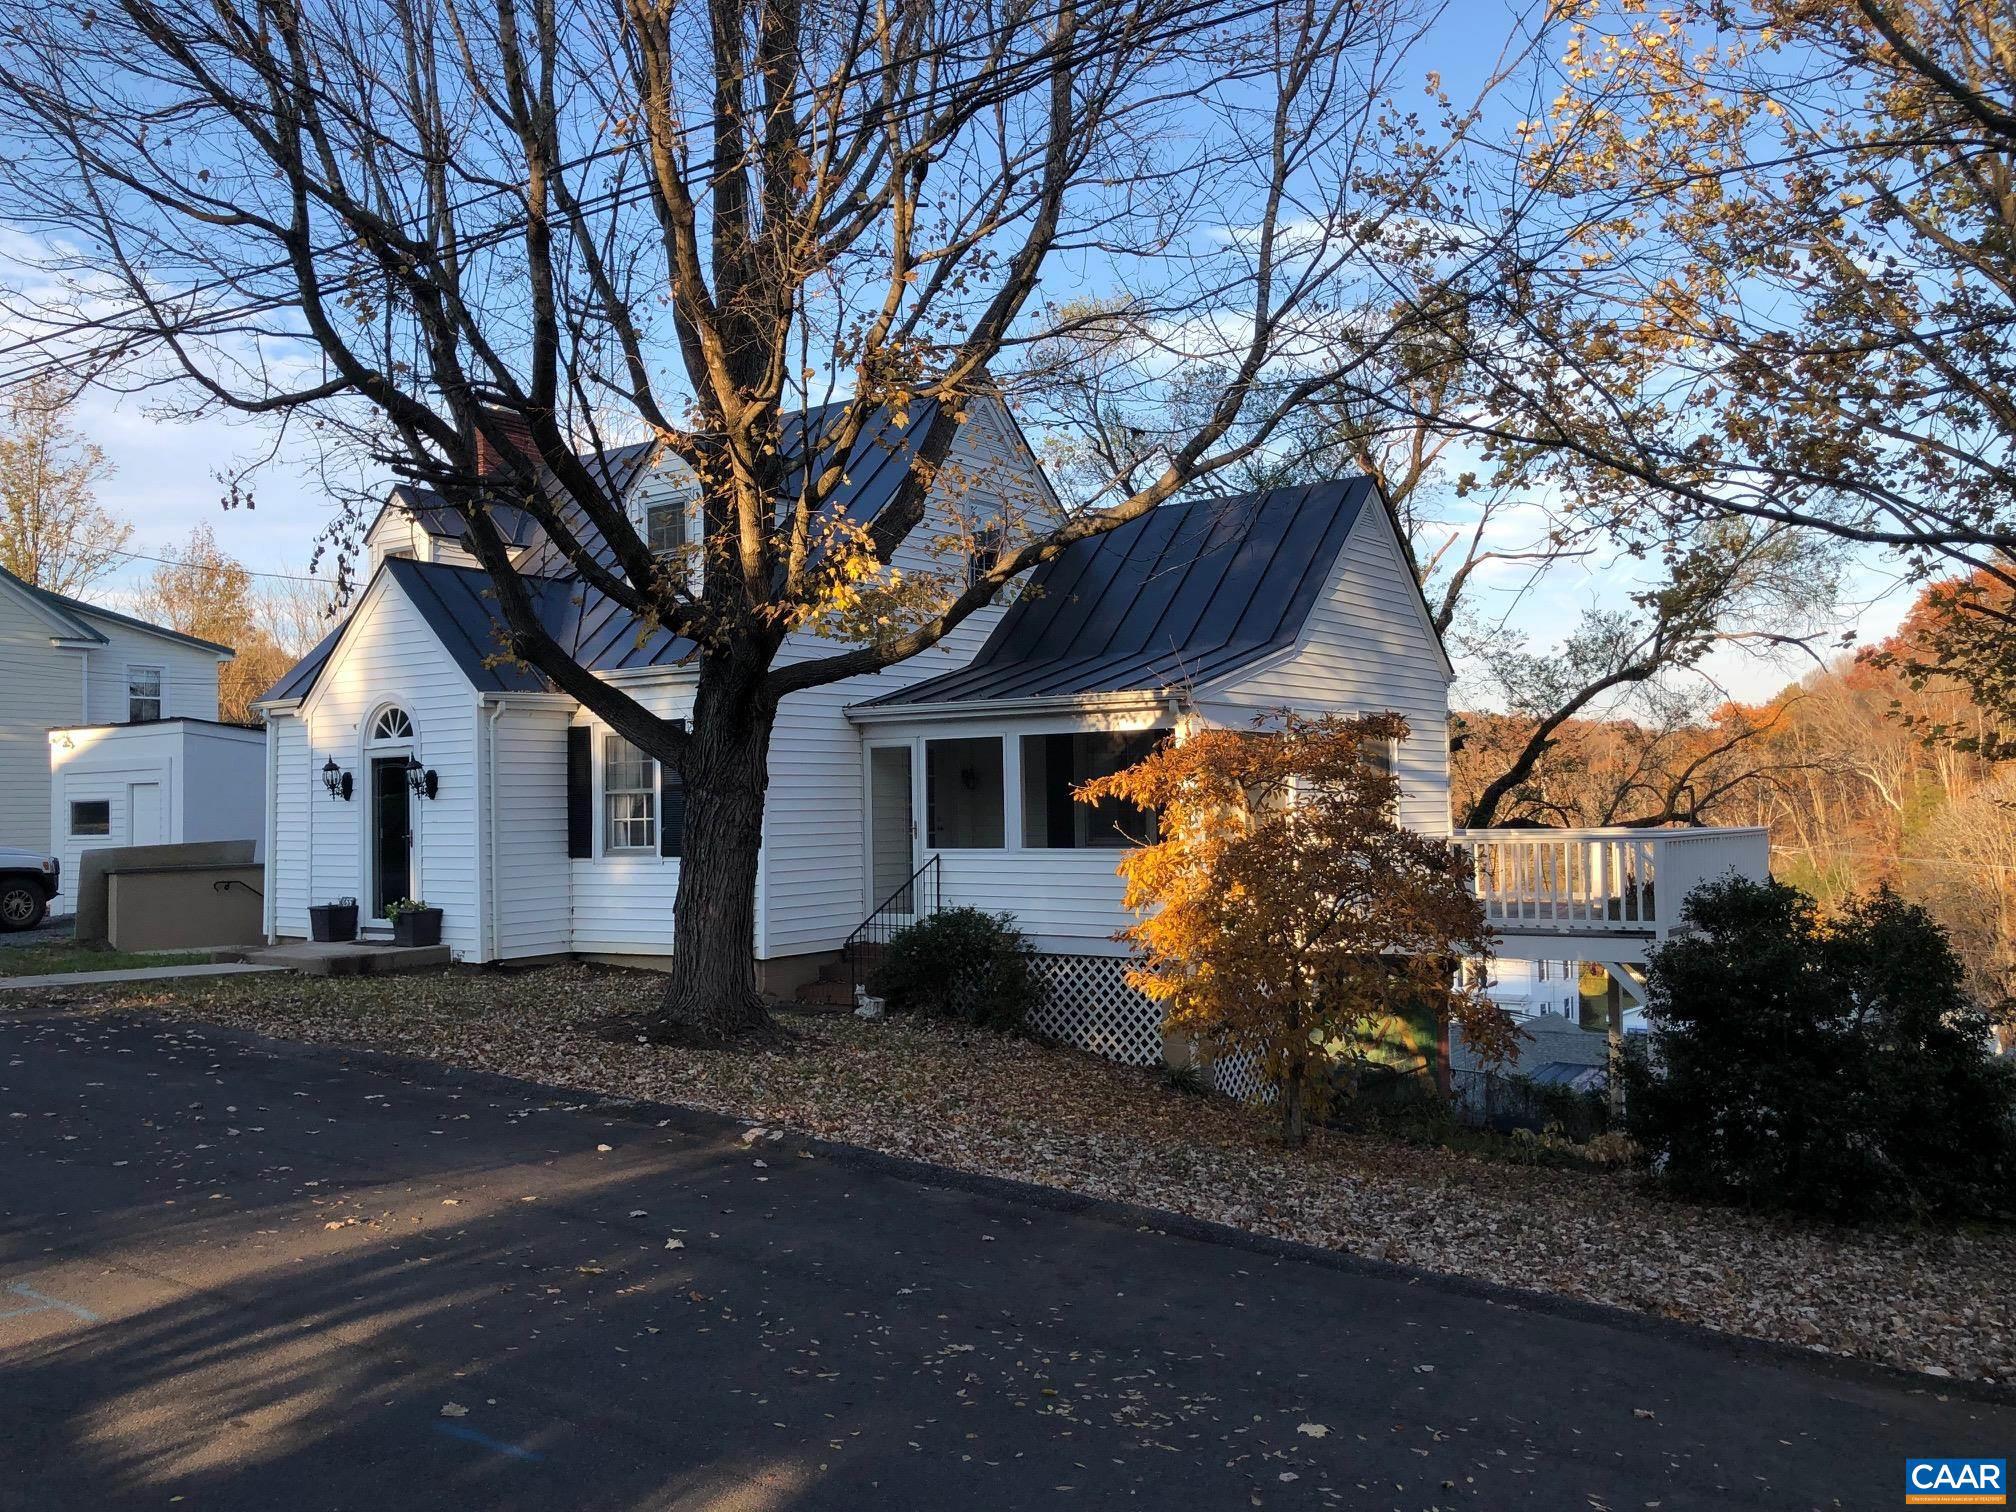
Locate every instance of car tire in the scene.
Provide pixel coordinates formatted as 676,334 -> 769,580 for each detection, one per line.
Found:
0,882 -> 47,933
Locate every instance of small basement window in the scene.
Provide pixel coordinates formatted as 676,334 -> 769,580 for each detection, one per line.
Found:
604,735 -> 657,852
1020,729 -> 1166,848
925,736 -> 1004,848
70,800 -> 111,837
127,666 -> 164,723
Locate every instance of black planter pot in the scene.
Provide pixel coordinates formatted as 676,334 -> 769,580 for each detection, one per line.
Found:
309,901 -> 358,943
391,908 -> 442,947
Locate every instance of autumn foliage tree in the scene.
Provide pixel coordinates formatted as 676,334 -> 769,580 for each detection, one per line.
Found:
0,377 -> 128,596
132,525 -> 300,725
1081,713 -> 1518,1146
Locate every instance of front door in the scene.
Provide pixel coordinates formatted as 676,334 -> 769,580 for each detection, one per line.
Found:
866,743 -> 917,915
370,756 -> 412,919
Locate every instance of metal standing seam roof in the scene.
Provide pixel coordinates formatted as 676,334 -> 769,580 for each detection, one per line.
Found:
857,478 -> 1372,707
539,402 -> 939,674
259,402 -> 942,701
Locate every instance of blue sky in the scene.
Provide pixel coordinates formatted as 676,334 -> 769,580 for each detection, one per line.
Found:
42,0 -> 1914,703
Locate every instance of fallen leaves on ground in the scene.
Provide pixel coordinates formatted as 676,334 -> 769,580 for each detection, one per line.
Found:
61,964 -> 2016,1384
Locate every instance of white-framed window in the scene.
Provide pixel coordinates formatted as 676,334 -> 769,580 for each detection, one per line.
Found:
371,707 -> 415,742
645,499 -> 688,555
69,799 -> 110,837
968,521 -> 1007,589
604,735 -> 657,852
127,665 -> 164,723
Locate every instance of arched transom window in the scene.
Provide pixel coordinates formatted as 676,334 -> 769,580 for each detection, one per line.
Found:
370,707 -> 414,742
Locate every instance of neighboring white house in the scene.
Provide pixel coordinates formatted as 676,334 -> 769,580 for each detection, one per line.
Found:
45,719 -> 266,912
254,399 -> 1460,1063
0,563 -> 237,858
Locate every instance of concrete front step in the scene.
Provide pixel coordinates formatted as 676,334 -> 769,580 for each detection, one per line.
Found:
242,941 -> 453,977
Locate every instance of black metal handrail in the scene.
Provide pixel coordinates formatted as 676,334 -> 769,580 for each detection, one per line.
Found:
844,854 -> 941,1002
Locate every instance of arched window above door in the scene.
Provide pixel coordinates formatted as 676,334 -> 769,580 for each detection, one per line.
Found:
370,707 -> 414,742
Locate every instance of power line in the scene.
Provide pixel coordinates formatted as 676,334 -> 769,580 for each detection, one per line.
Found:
0,0 -> 1278,393
105,544 -> 336,585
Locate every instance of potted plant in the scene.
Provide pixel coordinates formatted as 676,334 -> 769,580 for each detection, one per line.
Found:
384,898 -> 442,947
309,897 -> 358,943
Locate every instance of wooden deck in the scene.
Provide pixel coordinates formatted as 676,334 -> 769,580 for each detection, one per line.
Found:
1450,827 -> 1771,955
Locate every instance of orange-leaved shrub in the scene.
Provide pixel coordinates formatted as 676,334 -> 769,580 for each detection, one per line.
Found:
1079,711 -> 1519,1146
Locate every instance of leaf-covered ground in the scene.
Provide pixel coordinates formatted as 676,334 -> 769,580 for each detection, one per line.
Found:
37,963 -> 2016,1385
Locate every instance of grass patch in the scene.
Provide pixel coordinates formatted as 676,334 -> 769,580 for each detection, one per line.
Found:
0,944 -> 212,978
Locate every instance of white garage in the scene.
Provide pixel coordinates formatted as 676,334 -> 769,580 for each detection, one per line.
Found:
46,719 -> 265,912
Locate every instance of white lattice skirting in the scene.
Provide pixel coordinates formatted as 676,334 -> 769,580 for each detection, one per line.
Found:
1210,1050 -> 1276,1105
1027,954 -> 1164,1067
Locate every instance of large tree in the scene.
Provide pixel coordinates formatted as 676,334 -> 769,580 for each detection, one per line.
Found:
0,376 -> 129,594
0,0 -> 1506,1040
1443,1 -> 2016,734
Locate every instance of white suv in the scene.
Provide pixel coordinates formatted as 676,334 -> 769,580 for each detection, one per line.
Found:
0,848 -> 59,932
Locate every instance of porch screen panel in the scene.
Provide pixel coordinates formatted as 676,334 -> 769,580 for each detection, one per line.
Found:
924,737 -> 1003,849
869,746 -> 915,905
1019,729 -> 1165,847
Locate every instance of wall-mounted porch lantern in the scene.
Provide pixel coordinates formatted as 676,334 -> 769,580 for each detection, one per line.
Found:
321,757 -> 354,801
404,754 -> 439,800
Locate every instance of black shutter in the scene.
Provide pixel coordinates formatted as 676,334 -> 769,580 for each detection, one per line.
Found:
566,726 -> 592,858
659,720 -> 688,858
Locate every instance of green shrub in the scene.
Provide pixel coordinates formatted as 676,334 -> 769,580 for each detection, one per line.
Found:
869,908 -> 1044,1033
1625,877 -> 2016,1221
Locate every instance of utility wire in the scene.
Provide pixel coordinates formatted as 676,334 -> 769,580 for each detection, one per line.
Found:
0,0 -> 1280,393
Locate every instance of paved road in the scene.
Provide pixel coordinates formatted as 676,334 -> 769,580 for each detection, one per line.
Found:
0,1006 -> 2007,1511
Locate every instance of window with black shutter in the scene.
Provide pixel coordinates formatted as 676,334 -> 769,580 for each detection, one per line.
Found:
659,720 -> 688,858
566,726 -> 592,858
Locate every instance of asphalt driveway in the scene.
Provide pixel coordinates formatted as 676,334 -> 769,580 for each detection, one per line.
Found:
0,1003 -> 2007,1511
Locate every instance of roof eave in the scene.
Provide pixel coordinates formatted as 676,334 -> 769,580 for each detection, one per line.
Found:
846,688 -> 1180,724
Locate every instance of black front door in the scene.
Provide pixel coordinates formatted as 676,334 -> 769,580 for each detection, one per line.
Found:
371,756 -> 412,918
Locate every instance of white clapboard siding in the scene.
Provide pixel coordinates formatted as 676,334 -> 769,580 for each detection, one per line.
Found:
934,850 -> 1136,953
79,616 -> 223,726
297,577 -> 482,957
1195,500 -> 1454,836
759,398 -> 1053,957
489,703 -> 572,959
269,713 -> 312,938
0,587 -> 82,855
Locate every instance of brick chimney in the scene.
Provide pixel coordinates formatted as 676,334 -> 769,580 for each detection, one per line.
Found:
473,406 -> 540,478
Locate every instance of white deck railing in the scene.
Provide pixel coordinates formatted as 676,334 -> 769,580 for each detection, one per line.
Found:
1450,826 -> 1771,940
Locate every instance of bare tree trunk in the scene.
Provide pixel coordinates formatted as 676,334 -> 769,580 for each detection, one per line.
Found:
651,653 -> 781,1045
1280,1055 -> 1311,1148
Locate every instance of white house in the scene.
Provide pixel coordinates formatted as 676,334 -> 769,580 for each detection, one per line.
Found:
0,562 -> 238,863
255,400 -> 1460,1061
256,400 -> 1777,1068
